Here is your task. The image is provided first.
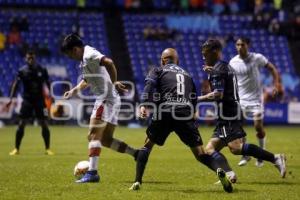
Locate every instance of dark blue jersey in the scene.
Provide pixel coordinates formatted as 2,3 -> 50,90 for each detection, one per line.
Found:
16,64 -> 49,100
142,64 -> 197,116
208,61 -> 241,120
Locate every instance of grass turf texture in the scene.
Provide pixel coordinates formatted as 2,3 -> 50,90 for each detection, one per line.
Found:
0,125 -> 299,200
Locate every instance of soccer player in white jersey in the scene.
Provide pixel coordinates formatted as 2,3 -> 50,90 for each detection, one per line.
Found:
61,33 -> 138,183
229,37 -> 283,167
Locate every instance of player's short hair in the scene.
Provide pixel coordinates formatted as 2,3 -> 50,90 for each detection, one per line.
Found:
201,39 -> 223,52
61,33 -> 84,53
237,37 -> 251,44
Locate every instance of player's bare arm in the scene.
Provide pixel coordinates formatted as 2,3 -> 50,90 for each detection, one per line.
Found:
100,57 -> 127,93
198,91 -> 223,101
63,79 -> 88,99
265,62 -> 283,97
6,78 -> 19,108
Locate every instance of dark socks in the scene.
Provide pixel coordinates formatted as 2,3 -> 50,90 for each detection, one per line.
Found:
242,143 -> 275,163
42,126 -> 50,149
135,147 -> 150,183
15,126 -> 25,149
198,151 -> 232,172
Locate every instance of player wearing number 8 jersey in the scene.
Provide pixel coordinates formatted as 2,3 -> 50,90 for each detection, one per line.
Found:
130,48 -> 235,193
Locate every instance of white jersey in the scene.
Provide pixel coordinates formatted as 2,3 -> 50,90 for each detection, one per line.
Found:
229,52 -> 268,104
80,45 -> 119,102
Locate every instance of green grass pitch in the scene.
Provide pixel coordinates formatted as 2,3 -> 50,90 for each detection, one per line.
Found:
0,125 -> 299,200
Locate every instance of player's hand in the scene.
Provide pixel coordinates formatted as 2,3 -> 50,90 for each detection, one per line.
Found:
203,65 -> 214,73
63,89 -> 75,99
272,83 -> 284,98
139,106 -> 148,119
114,81 -> 128,93
3,100 -> 12,112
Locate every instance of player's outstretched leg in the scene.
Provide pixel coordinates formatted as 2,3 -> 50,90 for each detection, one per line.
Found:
130,138 -> 154,191
101,123 -> 138,159
9,120 -> 26,155
238,137 -> 251,166
228,140 -> 286,178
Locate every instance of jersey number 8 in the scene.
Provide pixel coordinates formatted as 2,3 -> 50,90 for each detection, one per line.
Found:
176,74 -> 185,95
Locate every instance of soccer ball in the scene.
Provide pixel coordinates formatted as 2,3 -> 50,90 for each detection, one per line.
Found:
74,161 -> 89,179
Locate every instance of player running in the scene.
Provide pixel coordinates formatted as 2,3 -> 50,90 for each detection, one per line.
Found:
6,50 -> 54,156
61,33 -> 138,183
130,48 -> 234,193
229,37 -> 283,167
200,39 -> 286,179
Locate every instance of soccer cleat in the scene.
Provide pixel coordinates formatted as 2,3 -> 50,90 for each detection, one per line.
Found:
274,154 -> 286,178
238,156 -> 251,166
255,159 -> 264,167
217,168 -> 233,193
129,182 -> 141,191
9,148 -> 19,155
45,149 -> 55,155
214,171 -> 237,185
76,171 -> 100,183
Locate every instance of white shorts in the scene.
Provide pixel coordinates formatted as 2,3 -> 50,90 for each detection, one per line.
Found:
90,98 -> 121,125
240,101 -> 264,120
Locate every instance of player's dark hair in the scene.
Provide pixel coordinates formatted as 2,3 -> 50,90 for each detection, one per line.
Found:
202,39 -> 223,52
237,37 -> 251,44
61,33 -> 84,53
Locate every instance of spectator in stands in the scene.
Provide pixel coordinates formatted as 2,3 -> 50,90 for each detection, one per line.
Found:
189,0 -> 205,11
213,0 -> 226,14
252,0 -> 274,28
7,25 -> 22,46
0,30 -> 6,51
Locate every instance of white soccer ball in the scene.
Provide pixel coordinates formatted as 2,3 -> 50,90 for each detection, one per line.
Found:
74,161 -> 89,179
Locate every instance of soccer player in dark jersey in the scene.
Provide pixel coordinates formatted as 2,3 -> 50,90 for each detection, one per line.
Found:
199,39 -> 286,179
130,48 -> 234,193
6,51 -> 54,155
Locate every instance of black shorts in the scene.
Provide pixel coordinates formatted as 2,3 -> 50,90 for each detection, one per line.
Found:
19,99 -> 48,120
146,113 -> 203,147
211,120 -> 246,144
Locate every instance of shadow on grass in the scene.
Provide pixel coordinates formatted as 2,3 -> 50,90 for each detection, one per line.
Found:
122,180 -> 174,185
246,181 -> 299,186
148,188 -> 255,194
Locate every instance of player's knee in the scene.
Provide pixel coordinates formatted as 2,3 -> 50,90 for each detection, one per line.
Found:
87,132 -> 100,142
101,137 -> 113,147
229,147 -> 241,155
205,145 -> 215,155
254,123 -> 264,133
